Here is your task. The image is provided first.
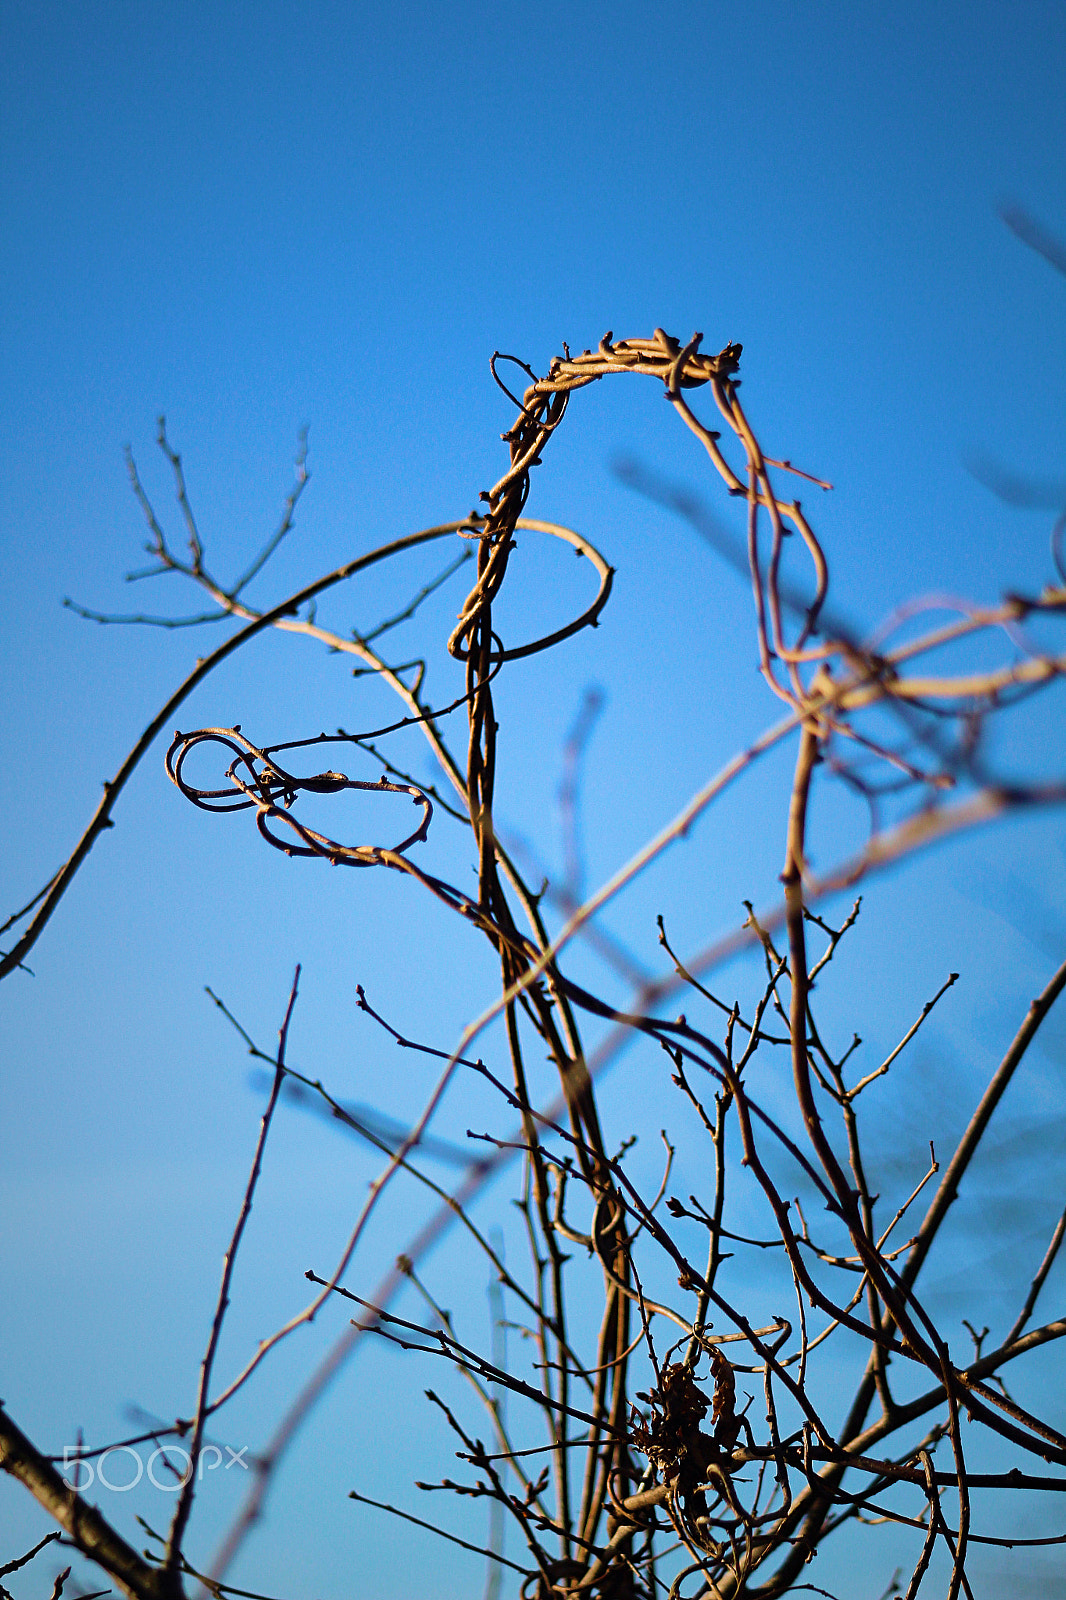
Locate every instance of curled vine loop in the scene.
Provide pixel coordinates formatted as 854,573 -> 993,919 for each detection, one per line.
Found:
166,726 -> 433,865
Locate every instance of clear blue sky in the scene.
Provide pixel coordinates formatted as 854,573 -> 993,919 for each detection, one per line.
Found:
2,4 -> 1065,1597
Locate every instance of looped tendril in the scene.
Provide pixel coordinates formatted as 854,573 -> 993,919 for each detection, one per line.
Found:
447,520 -> 614,663
165,726 -> 432,866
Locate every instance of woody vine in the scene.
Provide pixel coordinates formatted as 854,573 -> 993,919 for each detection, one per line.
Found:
2,324 -> 1066,1600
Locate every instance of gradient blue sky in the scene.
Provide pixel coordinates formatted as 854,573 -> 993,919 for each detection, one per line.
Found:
2,4 -> 1066,1597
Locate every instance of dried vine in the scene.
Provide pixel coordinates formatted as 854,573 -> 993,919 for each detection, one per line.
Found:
4,325 -> 1066,1600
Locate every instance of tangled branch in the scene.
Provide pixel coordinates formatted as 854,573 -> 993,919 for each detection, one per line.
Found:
5,323 -> 1065,1600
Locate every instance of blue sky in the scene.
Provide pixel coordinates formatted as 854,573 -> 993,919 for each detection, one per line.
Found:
2,4 -> 1066,1597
